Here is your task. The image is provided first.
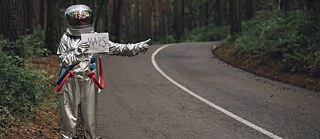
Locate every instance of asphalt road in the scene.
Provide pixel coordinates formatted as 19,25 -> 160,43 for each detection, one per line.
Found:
97,42 -> 320,139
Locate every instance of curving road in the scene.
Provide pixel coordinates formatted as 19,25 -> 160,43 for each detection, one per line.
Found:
97,42 -> 320,139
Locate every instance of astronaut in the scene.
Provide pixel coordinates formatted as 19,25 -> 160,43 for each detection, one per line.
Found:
57,4 -> 150,139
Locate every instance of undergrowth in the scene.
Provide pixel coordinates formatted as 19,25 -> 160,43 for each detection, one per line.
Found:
232,10 -> 320,77
0,29 -> 52,132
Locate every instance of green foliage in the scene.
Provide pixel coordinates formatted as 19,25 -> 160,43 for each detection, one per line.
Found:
0,28 -> 50,58
20,28 -> 51,57
0,29 -> 51,128
235,10 -> 300,56
159,35 -> 176,44
281,18 -> 320,75
0,51 -> 50,119
183,24 -> 229,42
233,10 -> 320,76
257,0 -> 278,11
157,24 -> 228,44
0,106 -> 10,128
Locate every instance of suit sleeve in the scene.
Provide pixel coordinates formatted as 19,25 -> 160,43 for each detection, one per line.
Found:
107,39 -> 149,56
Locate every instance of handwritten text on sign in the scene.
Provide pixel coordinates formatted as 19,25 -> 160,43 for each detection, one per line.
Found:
81,33 -> 109,53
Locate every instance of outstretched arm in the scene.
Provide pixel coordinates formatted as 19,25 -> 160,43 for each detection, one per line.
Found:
107,39 -> 150,56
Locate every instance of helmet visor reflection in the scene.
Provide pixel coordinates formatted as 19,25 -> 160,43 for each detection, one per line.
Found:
66,10 -> 93,26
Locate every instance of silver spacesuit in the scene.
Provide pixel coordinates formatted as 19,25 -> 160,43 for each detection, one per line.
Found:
57,4 -> 149,139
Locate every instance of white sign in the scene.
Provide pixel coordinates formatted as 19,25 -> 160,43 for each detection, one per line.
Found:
81,33 -> 109,54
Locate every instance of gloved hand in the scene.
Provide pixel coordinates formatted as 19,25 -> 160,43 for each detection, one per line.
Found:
75,41 -> 90,55
138,39 -> 151,53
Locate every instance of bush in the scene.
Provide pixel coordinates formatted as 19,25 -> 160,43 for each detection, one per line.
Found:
183,24 -> 229,42
159,35 -> 176,44
0,29 -> 51,128
281,18 -> 320,75
234,10 -> 303,56
155,24 -> 228,44
22,28 -> 51,57
0,51 -> 50,118
0,28 -> 50,58
233,10 -> 320,76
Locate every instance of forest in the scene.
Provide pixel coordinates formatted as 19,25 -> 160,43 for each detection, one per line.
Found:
1,0 -> 320,137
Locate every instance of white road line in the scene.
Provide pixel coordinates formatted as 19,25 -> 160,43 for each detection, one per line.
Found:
151,44 -> 282,139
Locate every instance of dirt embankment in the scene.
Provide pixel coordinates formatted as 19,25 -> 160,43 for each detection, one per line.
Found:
213,44 -> 320,92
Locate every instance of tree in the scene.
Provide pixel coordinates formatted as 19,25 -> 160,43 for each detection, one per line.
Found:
173,0 -> 183,42
158,0 -> 165,37
142,0 -> 153,39
40,0 -> 46,29
24,0 -> 34,34
216,0 -> 228,26
44,0 -> 60,53
229,0 -> 241,37
103,0 -> 112,33
112,0 -> 123,42
94,0 -> 105,31
32,0 -> 42,29
278,0 -> 290,12
0,0 -> 25,41
244,0 -> 256,20
135,0 -> 141,41
165,0 -> 173,37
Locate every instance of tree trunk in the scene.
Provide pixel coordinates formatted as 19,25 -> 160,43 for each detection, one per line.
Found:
94,0 -> 105,31
244,0 -> 255,20
216,0 -> 227,26
173,0 -> 183,42
44,0 -> 59,53
182,0 -> 185,31
122,0 -> 129,41
229,0 -> 241,37
205,0 -> 209,26
142,0 -> 153,40
112,0 -> 122,42
104,0 -> 111,32
166,0 -> 173,37
278,0 -> 290,12
24,0 -> 34,34
0,0 -> 25,41
33,0 -> 42,29
40,0 -> 46,29
135,0 -> 141,41
158,0 -> 165,38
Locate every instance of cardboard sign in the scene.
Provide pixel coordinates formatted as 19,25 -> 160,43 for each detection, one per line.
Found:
81,33 -> 109,53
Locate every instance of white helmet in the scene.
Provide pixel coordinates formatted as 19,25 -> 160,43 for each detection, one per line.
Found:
64,4 -> 94,36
